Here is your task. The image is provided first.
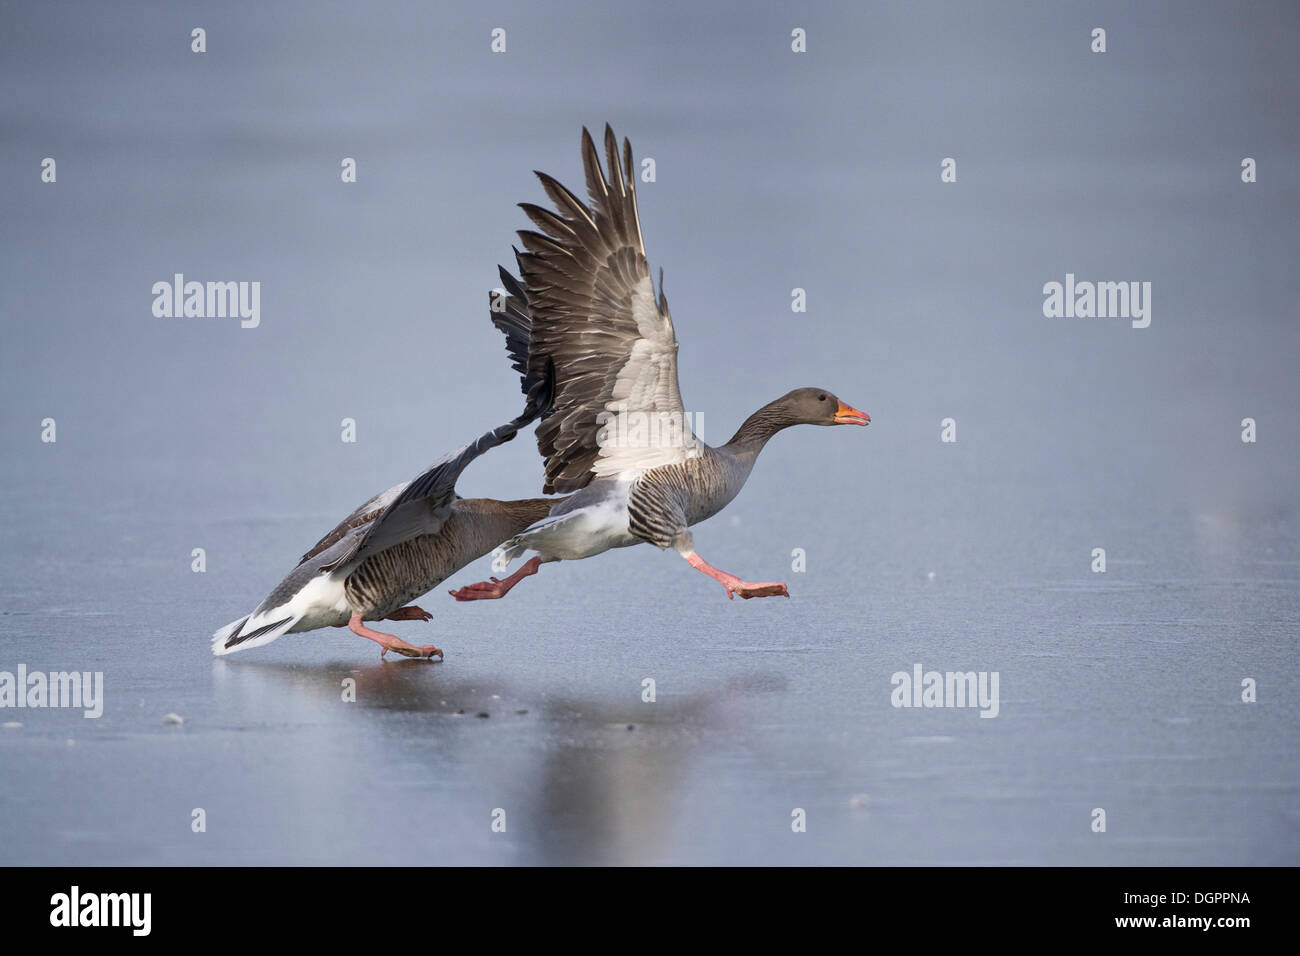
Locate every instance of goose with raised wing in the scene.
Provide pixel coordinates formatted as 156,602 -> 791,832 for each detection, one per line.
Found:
212,290 -> 558,658
451,125 -> 868,604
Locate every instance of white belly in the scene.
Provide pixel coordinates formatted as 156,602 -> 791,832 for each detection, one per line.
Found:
513,485 -> 639,561
286,573 -> 352,633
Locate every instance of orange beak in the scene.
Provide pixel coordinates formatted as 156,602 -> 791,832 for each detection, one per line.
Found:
834,401 -> 870,426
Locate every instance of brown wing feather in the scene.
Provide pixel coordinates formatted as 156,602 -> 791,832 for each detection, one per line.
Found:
298,496 -> 390,566
516,124 -> 686,494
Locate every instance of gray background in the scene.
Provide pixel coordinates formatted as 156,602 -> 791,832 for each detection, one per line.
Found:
1,0 -> 1296,864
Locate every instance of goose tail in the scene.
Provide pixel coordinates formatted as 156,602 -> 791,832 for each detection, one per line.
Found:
490,508 -> 589,570
211,608 -> 301,656
491,538 -> 530,571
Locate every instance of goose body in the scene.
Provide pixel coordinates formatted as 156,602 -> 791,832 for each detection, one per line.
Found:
212,490 -> 555,657
344,497 -> 553,616
454,126 -> 869,604
494,445 -> 753,566
211,285 -> 559,657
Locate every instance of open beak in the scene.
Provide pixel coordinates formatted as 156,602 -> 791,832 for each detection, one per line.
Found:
834,400 -> 870,426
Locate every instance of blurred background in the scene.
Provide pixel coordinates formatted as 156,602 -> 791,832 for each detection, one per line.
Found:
0,0 -> 1296,864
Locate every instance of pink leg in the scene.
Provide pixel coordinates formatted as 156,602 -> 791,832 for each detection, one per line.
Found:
682,550 -> 789,600
347,614 -> 442,660
449,556 -> 542,601
385,605 -> 432,622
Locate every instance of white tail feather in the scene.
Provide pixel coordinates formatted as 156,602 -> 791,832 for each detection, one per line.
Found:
211,609 -> 300,656
211,572 -> 349,656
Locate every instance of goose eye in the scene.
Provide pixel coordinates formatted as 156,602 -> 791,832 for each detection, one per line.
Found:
818,394 -> 827,402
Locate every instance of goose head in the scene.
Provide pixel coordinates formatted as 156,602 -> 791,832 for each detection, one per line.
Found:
776,387 -> 870,427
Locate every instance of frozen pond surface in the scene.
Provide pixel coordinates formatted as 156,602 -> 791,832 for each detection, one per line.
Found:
1,486 -> 1296,865
1,1 -> 1297,864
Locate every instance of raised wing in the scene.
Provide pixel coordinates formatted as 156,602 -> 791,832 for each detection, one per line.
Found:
514,124 -> 701,495
316,427 -> 509,573
298,484 -> 402,566
296,272 -> 554,574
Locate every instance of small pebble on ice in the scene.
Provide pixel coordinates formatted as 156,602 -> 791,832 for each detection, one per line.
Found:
849,793 -> 870,810
163,713 -> 184,725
